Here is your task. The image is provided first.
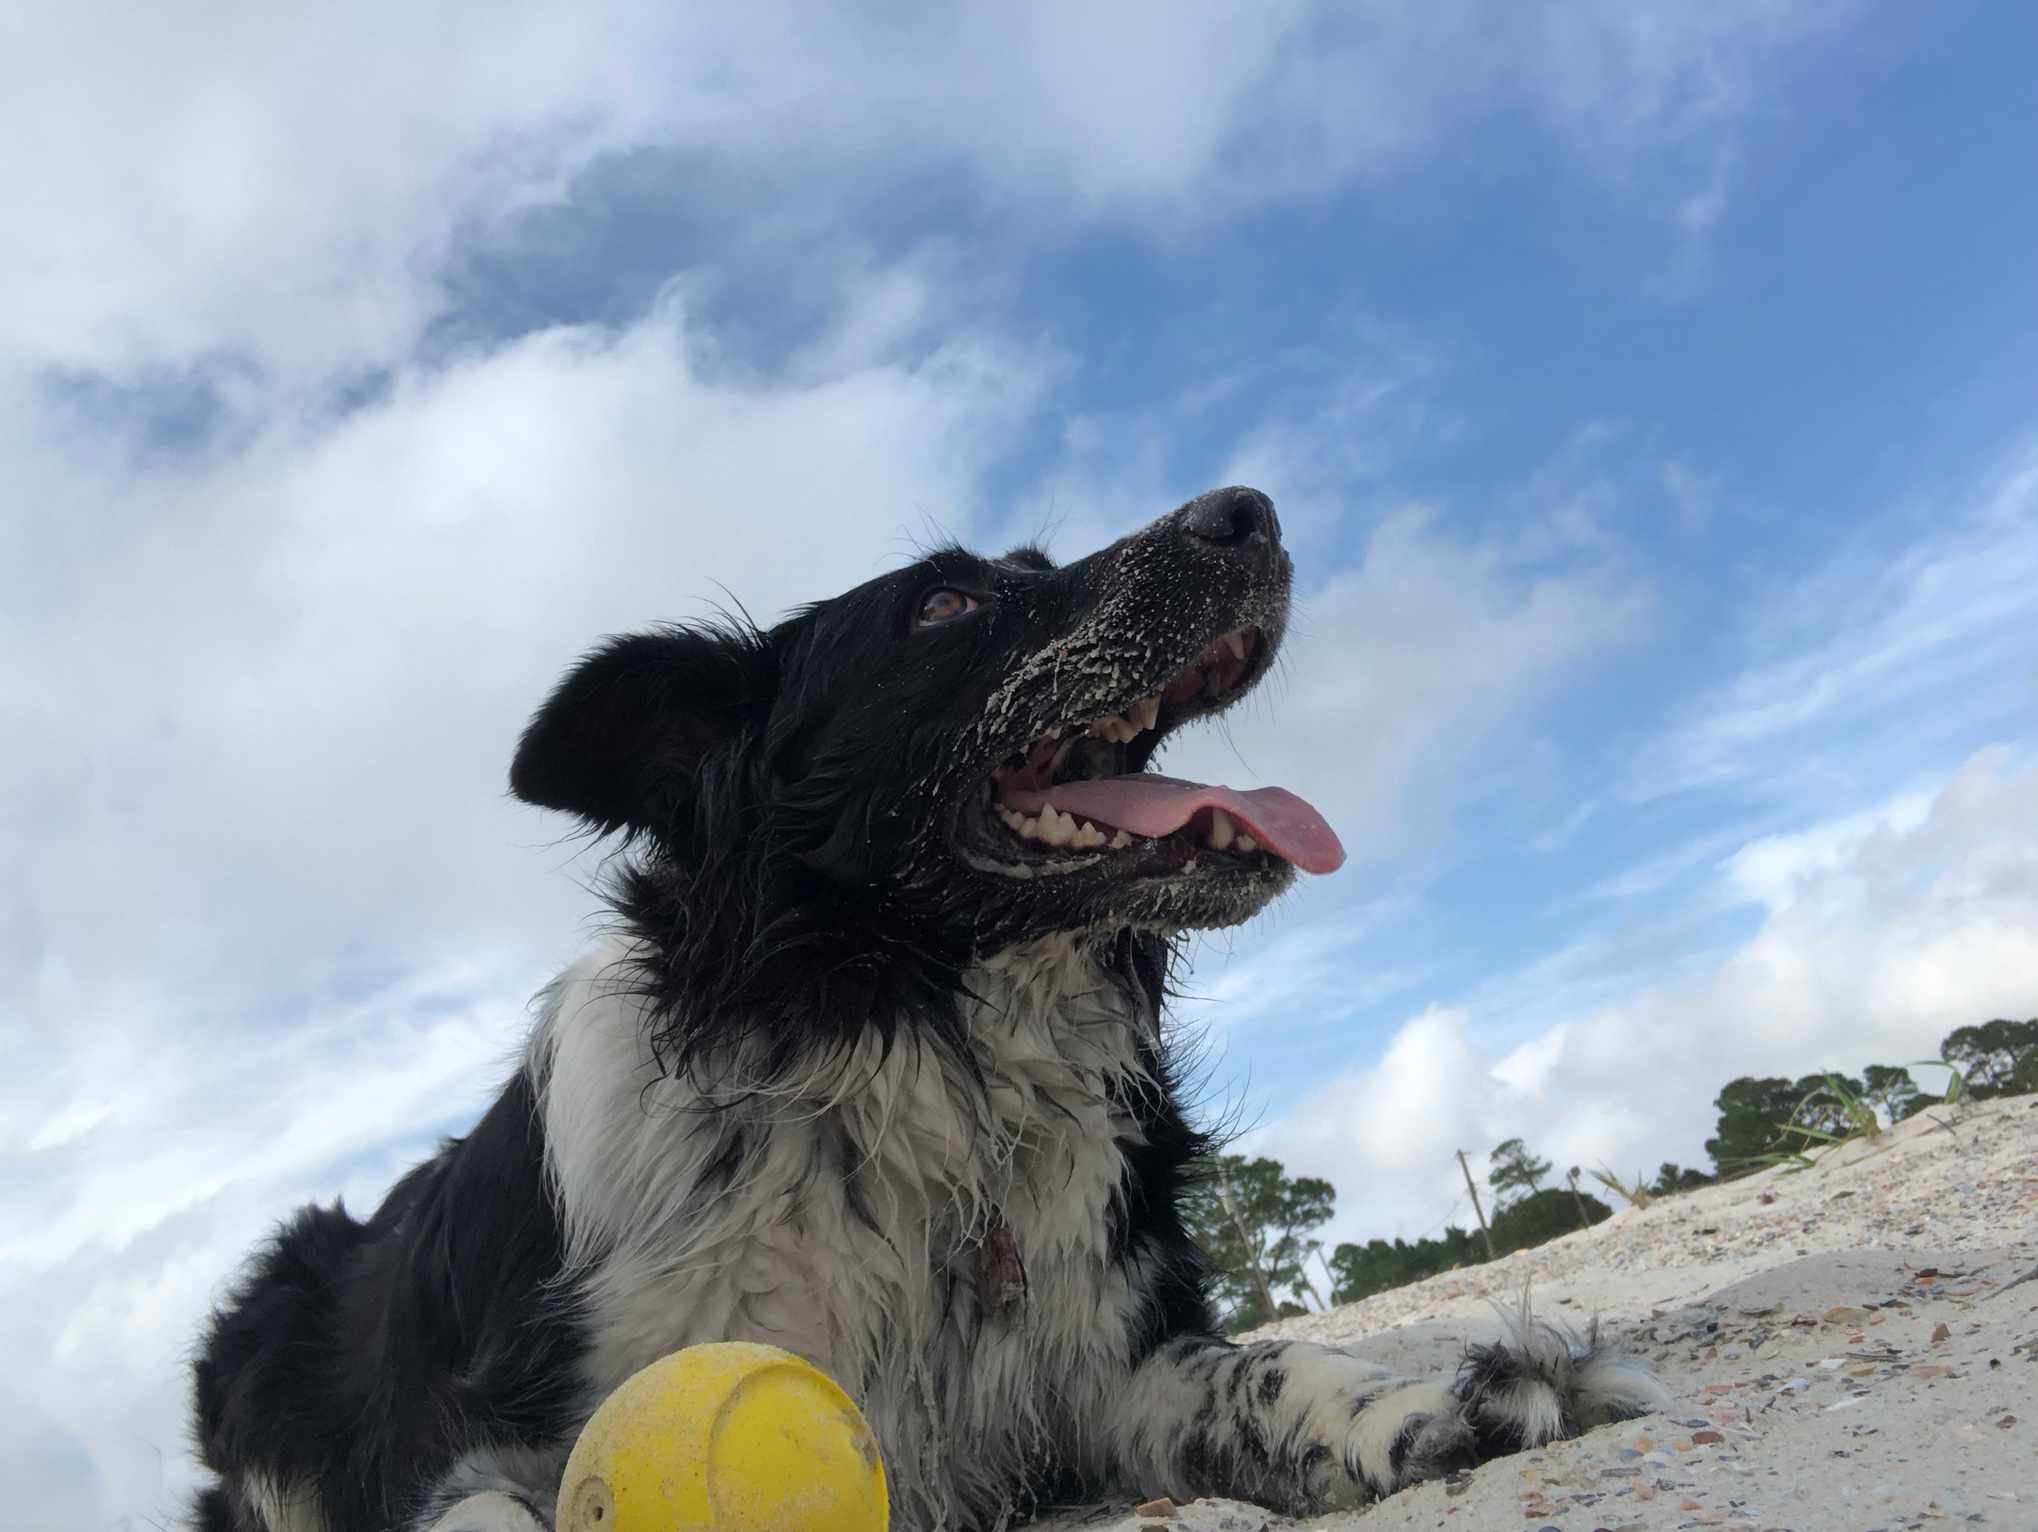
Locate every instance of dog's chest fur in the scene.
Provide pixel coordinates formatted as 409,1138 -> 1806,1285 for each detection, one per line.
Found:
531,936 -> 1154,1526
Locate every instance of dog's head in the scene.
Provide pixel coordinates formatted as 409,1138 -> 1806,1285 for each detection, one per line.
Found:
511,489 -> 1341,1029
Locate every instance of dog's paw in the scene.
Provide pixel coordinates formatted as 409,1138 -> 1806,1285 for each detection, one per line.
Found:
423,1491 -> 552,1532
1453,1295 -> 1668,1457
1323,1302 -> 1667,1503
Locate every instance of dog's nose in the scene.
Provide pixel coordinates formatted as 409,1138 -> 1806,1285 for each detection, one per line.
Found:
1180,486 -> 1279,550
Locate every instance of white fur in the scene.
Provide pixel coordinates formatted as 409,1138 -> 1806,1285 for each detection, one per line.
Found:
530,935 -> 1154,1529
245,1476 -> 325,1532
413,1446 -> 565,1531
423,1492 -> 546,1532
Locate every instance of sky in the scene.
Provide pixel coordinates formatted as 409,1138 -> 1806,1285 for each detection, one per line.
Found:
4,3 -> 2036,1526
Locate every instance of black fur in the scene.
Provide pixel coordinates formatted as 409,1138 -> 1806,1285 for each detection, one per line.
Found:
194,1076 -> 583,1530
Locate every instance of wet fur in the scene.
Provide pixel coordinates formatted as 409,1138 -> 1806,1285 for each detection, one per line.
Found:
189,491 -> 1662,1531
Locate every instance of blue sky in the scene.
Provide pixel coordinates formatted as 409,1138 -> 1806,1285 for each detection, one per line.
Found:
4,4 -> 2037,1527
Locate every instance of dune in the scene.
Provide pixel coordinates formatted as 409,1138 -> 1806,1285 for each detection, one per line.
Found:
1045,1092 -> 2038,1530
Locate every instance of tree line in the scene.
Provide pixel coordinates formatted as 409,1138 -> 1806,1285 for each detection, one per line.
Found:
1706,1018 -> 2038,1163
1187,1016 -> 2036,1332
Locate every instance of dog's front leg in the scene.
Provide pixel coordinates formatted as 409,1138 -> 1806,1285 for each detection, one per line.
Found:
413,1445 -> 567,1532
1104,1336 -> 1477,1515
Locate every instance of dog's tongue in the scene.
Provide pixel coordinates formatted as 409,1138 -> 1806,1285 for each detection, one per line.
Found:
1000,774 -> 1345,874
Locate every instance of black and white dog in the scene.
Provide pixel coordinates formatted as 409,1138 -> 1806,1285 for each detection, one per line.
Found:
190,488 -> 1661,1531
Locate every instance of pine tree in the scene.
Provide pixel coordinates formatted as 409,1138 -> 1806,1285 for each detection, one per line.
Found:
1487,1137 -> 1553,1206
1940,1019 -> 2038,1097
1183,1155 -> 1335,1331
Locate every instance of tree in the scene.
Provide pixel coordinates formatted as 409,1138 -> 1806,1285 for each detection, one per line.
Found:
1327,1226 -> 1482,1306
1650,1162 -> 1713,1197
1487,1138 -> 1552,1206
1706,1076 -> 1797,1170
1183,1155 -> 1335,1331
1786,1073 -> 1867,1138
1706,1075 -> 1863,1171
1490,1187 -> 1611,1255
1860,1064 -> 1924,1124
1940,1019 -> 2038,1098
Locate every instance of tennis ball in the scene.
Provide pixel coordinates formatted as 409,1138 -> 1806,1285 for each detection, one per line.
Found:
556,1341 -> 888,1532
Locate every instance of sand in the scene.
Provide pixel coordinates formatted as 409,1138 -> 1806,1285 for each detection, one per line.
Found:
1042,1093 -> 2038,1531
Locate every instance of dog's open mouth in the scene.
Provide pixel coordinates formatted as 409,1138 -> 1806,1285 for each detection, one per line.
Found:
973,625 -> 1344,878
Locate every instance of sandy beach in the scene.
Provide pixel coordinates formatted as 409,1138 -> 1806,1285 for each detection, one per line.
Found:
1046,1092 -> 2038,1531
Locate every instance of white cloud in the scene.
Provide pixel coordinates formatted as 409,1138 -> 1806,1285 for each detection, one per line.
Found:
1722,789 -> 1935,913
1,296 -> 1047,1014
1165,504 -> 1653,861
1174,903 -> 1432,1047
1255,745 -> 2038,1250
1,1 -> 1848,384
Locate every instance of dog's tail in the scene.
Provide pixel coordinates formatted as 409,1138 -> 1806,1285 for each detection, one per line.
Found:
1452,1289 -> 1669,1455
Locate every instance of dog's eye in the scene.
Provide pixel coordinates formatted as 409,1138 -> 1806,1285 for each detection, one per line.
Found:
915,589 -> 982,628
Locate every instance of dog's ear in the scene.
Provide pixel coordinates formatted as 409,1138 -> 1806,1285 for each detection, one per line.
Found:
509,627 -> 778,833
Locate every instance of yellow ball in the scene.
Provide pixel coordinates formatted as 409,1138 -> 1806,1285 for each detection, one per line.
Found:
556,1342 -> 888,1532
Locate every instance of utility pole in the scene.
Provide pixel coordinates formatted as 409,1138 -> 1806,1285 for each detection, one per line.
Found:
1566,1166 -> 1593,1229
1456,1149 -> 1497,1262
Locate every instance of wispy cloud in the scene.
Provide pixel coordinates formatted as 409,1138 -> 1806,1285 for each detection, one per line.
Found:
0,954 -> 546,1525
1627,448 -> 2038,804
1579,824 -> 1759,903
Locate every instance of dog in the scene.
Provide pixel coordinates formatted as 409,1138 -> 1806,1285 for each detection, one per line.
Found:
189,487 -> 1663,1531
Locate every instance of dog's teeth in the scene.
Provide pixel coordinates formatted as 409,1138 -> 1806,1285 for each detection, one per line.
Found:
1038,805 -> 1076,845
1223,630 -> 1248,661
1109,829 -> 1132,849
1071,820 -> 1107,849
1130,696 -> 1160,733
998,805 -> 1026,831
1208,808 -> 1235,851
1090,712 -> 1140,744
1235,833 -> 1258,854
1019,814 -> 1040,838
